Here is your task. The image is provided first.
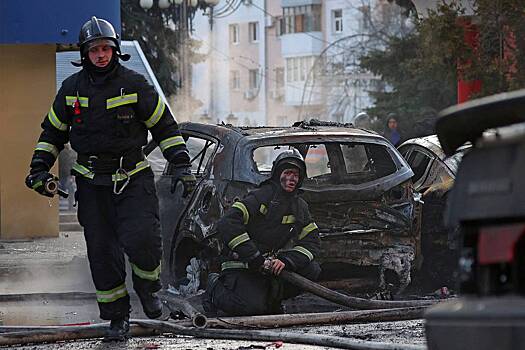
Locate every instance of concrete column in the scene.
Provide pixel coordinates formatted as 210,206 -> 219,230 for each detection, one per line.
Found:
0,44 -> 59,239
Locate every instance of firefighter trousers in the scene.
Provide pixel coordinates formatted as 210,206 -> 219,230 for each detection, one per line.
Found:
76,173 -> 162,320
209,261 -> 321,316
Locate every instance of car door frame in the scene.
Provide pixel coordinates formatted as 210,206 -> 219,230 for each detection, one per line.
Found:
399,144 -> 437,192
146,130 -> 220,284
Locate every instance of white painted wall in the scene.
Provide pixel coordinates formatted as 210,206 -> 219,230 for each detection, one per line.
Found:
191,0 -> 266,126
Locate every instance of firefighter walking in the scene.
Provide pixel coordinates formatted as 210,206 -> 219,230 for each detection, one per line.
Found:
25,17 -> 195,341
204,150 -> 321,316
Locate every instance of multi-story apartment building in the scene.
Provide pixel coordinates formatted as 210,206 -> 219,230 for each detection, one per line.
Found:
191,0 -> 267,126
190,0 -> 406,126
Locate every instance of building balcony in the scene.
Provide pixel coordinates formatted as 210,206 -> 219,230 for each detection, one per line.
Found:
281,32 -> 324,58
281,0 -> 321,6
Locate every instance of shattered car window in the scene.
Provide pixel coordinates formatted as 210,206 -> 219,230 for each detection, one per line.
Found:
304,144 -> 331,178
186,136 -> 217,175
340,143 -> 397,182
407,150 -> 432,183
146,136 -> 217,176
252,145 -> 297,173
253,142 -> 396,185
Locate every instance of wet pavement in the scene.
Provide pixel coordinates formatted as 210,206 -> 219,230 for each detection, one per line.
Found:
0,229 -> 427,349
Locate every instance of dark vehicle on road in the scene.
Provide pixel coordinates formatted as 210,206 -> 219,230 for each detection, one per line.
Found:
145,120 -> 422,294
425,89 -> 525,350
398,135 -> 471,289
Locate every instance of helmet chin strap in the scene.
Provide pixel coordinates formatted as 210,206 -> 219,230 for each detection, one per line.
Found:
118,52 -> 131,62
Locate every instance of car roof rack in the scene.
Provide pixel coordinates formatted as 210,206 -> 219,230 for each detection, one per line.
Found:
436,89 -> 525,156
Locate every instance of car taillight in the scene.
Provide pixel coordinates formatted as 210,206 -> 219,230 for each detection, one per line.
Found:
478,224 -> 525,265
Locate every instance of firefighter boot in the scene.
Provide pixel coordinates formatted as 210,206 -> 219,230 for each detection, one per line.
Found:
137,291 -> 163,319
103,316 -> 130,342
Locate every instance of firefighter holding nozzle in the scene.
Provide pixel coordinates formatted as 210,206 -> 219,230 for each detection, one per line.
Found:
25,16 -> 196,341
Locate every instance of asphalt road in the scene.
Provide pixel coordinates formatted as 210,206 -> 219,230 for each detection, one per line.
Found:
0,231 -> 427,349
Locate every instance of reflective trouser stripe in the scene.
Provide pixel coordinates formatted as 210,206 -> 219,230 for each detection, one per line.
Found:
47,107 -> 68,131
282,215 -> 296,224
65,96 -> 89,107
259,204 -> 268,215
131,263 -> 161,281
159,136 -> 185,152
299,222 -> 318,240
144,97 -> 165,128
96,283 -> 128,303
35,142 -> 59,158
232,202 -> 249,225
72,162 -> 94,179
228,232 -> 250,250
106,93 -> 138,109
221,261 -> 249,271
292,246 -> 314,261
112,161 -> 150,181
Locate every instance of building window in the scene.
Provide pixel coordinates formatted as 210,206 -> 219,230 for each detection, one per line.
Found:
229,24 -> 239,44
332,9 -> 343,33
249,69 -> 259,89
286,57 -> 314,83
286,61 -> 293,83
292,58 -> 299,82
231,70 -> 240,90
283,5 -> 321,34
249,22 -> 259,42
276,16 -> 284,36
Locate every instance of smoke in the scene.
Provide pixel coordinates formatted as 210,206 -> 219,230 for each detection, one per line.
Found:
0,236 -> 96,325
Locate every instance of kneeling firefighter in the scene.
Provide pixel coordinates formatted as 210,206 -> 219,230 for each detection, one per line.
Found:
204,150 -> 321,316
25,17 -> 196,341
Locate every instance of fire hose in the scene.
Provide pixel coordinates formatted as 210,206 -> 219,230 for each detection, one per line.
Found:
279,270 -> 439,309
0,319 -> 426,349
0,273 -> 439,348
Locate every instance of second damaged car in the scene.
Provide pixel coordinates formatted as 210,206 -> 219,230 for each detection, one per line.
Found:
145,120 -> 422,294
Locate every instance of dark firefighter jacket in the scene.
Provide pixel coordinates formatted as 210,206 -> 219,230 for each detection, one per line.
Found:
217,180 -> 321,272
30,63 -> 190,184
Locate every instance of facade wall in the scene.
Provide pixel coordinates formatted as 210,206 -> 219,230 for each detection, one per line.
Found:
266,0 -> 295,126
0,45 -> 59,239
229,21 -> 261,115
191,0 -> 266,126
191,0 -> 404,127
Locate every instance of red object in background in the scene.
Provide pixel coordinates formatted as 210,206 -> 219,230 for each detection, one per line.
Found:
458,79 -> 482,103
478,224 -> 525,265
457,17 -> 482,103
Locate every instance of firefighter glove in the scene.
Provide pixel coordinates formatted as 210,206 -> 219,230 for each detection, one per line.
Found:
170,166 -> 196,198
25,171 -> 56,197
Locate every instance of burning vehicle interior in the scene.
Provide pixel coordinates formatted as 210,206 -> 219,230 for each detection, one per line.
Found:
145,121 -> 421,296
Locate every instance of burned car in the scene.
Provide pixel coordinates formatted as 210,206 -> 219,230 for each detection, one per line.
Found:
145,120 -> 422,294
398,135 -> 471,289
